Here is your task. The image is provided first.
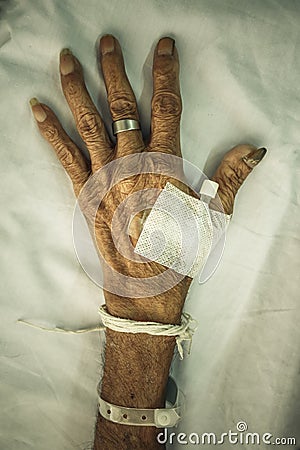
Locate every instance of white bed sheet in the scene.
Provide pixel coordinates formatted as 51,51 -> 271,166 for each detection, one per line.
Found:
1,0 -> 300,448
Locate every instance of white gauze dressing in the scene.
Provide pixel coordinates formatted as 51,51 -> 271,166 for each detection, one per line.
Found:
134,181 -> 231,278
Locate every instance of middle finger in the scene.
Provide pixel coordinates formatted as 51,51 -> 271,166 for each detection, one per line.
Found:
149,37 -> 182,157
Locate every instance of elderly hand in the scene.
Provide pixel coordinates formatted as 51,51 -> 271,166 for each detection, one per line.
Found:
30,35 -> 266,303
30,35 -> 266,450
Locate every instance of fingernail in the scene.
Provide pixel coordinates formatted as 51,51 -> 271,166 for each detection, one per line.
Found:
29,98 -> 47,122
242,147 -> 267,169
60,48 -> 74,75
100,35 -> 115,55
157,37 -> 175,56
29,97 -> 39,107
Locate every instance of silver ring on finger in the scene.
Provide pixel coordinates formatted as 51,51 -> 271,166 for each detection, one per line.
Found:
112,118 -> 140,136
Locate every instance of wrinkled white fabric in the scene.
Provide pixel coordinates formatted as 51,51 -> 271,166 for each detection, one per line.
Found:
1,0 -> 300,449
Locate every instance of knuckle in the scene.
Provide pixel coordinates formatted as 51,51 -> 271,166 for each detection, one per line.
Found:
154,60 -> 179,84
41,123 -> 74,166
149,137 -> 177,153
226,162 -> 246,186
108,93 -> 137,119
219,163 -> 244,193
72,168 -> 87,186
56,144 -> 74,166
151,91 -> 182,119
43,123 -> 60,144
77,111 -> 103,142
65,77 -> 84,100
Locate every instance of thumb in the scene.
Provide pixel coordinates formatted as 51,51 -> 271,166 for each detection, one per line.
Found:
211,144 -> 267,215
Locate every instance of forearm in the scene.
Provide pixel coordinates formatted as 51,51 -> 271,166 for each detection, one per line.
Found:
94,280 -> 191,450
94,331 -> 175,449
28,29 -> 267,450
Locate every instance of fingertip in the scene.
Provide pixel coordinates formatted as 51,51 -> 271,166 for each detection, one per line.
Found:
60,48 -> 75,75
258,146 -> 268,155
100,34 -> 115,56
30,98 -> 47,122
242,147 -> 267,169
153,37 -> 179,75
60,48 -> 72,56
29,97 -> 39,107
157,37 -> 175,56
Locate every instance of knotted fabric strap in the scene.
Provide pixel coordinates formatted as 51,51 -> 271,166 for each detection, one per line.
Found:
17,306 -> 197,360
99,305 -> 198,360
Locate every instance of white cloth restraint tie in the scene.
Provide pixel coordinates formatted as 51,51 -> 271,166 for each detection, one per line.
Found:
98,305 -> 198,360
17,306 -> 197,360
18,308 -> 195,428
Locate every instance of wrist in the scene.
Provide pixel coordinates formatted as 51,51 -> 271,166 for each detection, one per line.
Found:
103,276 -> 192,324
101,278 -> 192,407
94,281 -> 191,449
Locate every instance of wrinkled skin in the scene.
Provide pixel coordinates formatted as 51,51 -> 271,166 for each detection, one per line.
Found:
30,35 -> 265,293
30,35 -> 267,450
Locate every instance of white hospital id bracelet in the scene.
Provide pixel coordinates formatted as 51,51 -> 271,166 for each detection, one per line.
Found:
98,376 -> 184,428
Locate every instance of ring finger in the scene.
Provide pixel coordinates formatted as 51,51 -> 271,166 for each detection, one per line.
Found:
99,35 -> 145,157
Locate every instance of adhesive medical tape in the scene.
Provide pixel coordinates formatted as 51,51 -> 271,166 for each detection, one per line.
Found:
134,181 -> 231,278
